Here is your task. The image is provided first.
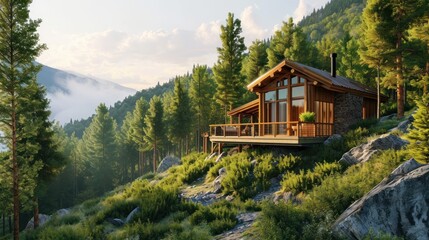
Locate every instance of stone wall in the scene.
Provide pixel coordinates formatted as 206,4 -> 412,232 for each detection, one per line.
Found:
334,93 -> 363,134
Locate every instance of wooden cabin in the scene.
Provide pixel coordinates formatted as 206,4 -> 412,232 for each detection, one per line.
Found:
210,54 -> 384,151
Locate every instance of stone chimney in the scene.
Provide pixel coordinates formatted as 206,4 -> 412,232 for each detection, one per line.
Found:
330,53 -> 337,77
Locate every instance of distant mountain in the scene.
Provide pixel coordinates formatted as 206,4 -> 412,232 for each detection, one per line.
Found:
36,64 -> 137,124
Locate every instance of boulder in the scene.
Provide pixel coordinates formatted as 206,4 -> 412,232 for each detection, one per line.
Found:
55,208 -> 70,217
125,207 -> 140,224
389,119 -> 411,133
157,156 -> 180,173
218,167 -> 227,176
339,134 -> 408,166
333,159 -> 429,240
379,113 -> 396,122
213,176 -> 223,194
107,218 -> 124,227
25,214 -> 51,229
324,134 -> 343,145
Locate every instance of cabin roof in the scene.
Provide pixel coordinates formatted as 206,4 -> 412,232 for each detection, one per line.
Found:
247,60 -> 380,99
228,99 -> 258,116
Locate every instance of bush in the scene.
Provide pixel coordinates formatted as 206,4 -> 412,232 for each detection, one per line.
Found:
22,225 -> 88,240
189,201 -> 237,235
254,202 -> 310,240
221,157 -> 255,198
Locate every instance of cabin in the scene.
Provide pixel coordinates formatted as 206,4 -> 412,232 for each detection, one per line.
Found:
209,54 -> 384,152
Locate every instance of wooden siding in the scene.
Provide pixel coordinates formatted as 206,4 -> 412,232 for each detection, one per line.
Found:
363,98 -> 377,119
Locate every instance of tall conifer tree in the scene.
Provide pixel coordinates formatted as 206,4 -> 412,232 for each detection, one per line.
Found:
361,0 -> 428,118
81,104 -> 118,196
0,1 -> 46,238
143,96 -> 165,172
130,97 -> 149,175
213,13 -> 246,119
170,77 -> 192,157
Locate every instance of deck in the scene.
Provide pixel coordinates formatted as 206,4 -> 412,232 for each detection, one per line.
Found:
209,122 -> 333,146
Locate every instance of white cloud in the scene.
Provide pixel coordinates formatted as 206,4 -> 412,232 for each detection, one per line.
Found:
240,5 -> 269,44
293,0 -> 330,22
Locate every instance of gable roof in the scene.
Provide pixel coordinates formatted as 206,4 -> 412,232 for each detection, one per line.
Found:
247,60 -> 382,100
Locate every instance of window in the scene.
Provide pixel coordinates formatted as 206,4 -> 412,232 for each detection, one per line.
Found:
265,90 -> 276,101
278,89 -> 287,100
292,86 -> 304,98
291,76 -> 299,85
291,99 -> 305,121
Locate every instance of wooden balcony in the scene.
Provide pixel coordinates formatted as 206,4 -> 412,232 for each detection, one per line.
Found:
209,122 -> 333,146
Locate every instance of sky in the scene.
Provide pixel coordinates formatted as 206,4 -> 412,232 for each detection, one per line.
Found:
29,0 -> 330,90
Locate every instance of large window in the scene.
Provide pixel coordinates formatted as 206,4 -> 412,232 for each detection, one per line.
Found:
263,75 -> 305,124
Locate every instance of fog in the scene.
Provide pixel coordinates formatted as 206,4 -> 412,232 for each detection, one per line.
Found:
47,76 -> 136,124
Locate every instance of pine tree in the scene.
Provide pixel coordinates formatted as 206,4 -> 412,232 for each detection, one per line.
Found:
169,77 -> 192,157
130,97 -> 149,175
0,1 -> 46,238
361,0 -> 428,118
243,39 -> 269,83
213,12 -> 246,119
118,112 -> 138,182
16,81 -> 65,228
143,96 -> 165,172
407,95 -> 429,163
81,104 -> 118,196
267,18 -> 295,68
190,65 -> 214,152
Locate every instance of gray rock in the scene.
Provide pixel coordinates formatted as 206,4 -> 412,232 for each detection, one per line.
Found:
108,218 -> 125,227
324,134 -> 343,145
379,113 -> 396,122
213,176 -> 223,194
226,195 -> 235,201
333,160 -> 429,240
25,214 -> 51,229
55,208 -> 70,217
157,156 -> 180,173
218,167 -> 227,176
389,119 -> 411,133
125,207 -> 140,224
339,134 -> 408,166
215,152 -> 226,163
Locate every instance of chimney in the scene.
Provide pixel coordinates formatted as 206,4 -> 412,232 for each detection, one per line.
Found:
330,53 -> 337,78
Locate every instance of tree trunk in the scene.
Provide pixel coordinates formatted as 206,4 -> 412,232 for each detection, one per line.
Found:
12,104 -> 20,240
153,141 -> 157,173
33,197 -> 39,229
377,65 -> 381,119
2,213 -> 5,236
8,216 -> 11,234
396,36 -> 404,118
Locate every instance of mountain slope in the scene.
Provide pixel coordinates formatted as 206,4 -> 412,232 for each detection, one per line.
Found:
36,64 -> 137,124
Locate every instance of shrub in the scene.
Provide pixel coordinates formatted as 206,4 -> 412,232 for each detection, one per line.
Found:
254,202 -> 310,240
221,157 -> 255,198
22,225 -> 88,240
189,200 -> 237,235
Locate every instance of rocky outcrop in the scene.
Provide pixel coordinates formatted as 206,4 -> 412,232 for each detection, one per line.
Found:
213,167 -> 227,194
25,214 -> 51,229
157,156 -> 180,173
333,159 -> 429,240
339,134 -> 408,166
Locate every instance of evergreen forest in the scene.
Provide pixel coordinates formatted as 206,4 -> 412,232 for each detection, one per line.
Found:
0,0 -> 429,239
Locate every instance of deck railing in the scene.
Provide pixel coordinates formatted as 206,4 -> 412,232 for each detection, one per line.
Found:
210,122 -> 333,138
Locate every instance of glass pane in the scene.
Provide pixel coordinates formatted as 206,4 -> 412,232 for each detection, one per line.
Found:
291,99 -> 305,121
291,76 -> 298,85
278,88 -> 287,100
279,101 -> 287,122
283,78 -> 288,86
292,86 -> 304,97
277,81 -> 282,87
265,90 -> 276,101
271,102 -> 276,122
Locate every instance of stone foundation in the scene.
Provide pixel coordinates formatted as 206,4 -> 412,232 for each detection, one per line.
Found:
334,93 -> 363,134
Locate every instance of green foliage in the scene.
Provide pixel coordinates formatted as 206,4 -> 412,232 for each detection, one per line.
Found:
143,95 -> 165,172
213,12 -> 247,111
281,162 -> 342,194
189,201 -> 237,235
407,95 -> 429,162
304,150 -> 409,216
254,202 -> 311,240
22,225 -> 87,240
299,111 -> 316,122
221,157 -> 255,198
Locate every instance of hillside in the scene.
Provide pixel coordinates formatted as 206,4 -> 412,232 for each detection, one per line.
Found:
19,115 -> 415,239
37,64 -> 137,124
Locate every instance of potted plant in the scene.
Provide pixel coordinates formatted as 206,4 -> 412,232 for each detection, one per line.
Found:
299,112 -> 315,136
299,112 -> 315,122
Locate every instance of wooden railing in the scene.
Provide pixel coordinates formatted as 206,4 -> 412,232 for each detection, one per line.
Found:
210,122 -> 333,138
